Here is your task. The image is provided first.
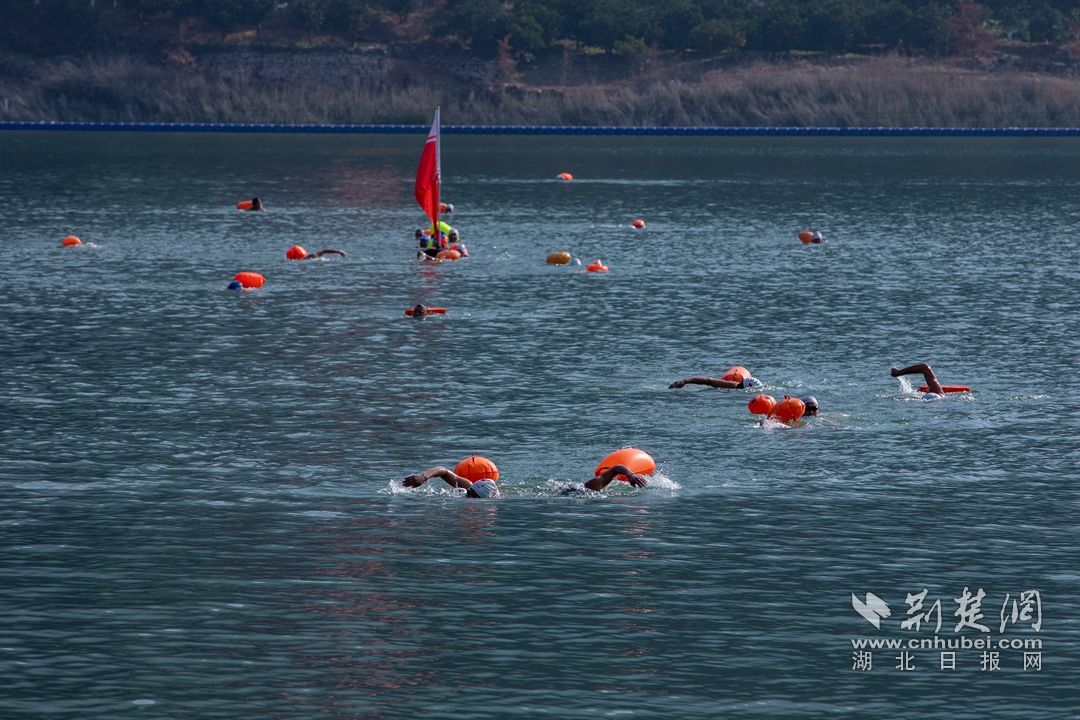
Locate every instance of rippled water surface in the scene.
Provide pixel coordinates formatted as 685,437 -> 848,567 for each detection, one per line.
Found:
2,132 -> 1078,718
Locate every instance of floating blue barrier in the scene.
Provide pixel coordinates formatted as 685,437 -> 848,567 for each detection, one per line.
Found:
0,120 -> 1077,136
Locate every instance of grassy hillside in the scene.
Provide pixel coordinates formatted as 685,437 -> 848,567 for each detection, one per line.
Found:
0,1 -> 1078,127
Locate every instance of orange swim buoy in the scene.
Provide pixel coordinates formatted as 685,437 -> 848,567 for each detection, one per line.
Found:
436,249 -> 462,261
586,260 -> 608,272
557,172 -> 573,182
631,219 -> 646,229
918,385 -> 971,394
233,271 -> 266,289
404,307 -> 446,316
455,455 -> 499,483
594,448 -> 656,482
769,396 -> 806,424
748,394 -> 777,415
721,366 -> 750,384
61,235 -> 82,247
285,244 -> 308,260
798,230 -> 814,244
236,200 -> 254,210
546,251 -> 572,265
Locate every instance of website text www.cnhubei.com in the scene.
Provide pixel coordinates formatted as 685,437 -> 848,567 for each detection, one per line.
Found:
852,636 -> 1043,651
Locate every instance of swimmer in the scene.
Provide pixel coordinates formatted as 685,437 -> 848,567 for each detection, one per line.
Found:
447,229 -> 468,257
669,375 -> 763,390
244,197 -> 263,211
299,248 -> 347,260
409,303 -> 429,318
403,466 -> 500,498
890,362 -> 945,399
811,230 -> 824,243
801,396 -> 819,416
559,464 -> 649,495
416,227 -> 444,259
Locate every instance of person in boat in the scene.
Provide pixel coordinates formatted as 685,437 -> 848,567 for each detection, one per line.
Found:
403,466 -> 500,498
668,375 -> 763,390
890,362 -> 946,399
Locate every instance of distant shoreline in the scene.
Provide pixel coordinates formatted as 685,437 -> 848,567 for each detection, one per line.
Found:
2,50 -> 1078,130
2,121 -> 1079,137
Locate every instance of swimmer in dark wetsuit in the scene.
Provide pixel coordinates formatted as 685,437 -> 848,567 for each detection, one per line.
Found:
403,466 -> 500,498
558,464 -> 648,496
300,248 -> 347,259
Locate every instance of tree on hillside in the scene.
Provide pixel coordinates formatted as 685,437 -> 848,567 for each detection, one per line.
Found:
437,0 -> 508,56
188,0 -> 275,32
946,1 -> 998,55
577,0 -> 647,52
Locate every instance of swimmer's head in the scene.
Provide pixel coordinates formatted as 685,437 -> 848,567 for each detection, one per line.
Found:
811,231 -> 823,242
226,280 -> 243,291
923,392 -> 944,401
449,229 -> 459,240
414,228 -> 423,238
801,395 -> 819,415
741,376 -> 763,389
466,479 -> 500,499
444,203 -> 454,212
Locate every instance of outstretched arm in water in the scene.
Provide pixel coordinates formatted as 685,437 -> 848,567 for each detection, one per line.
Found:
307,249 -> 347,259
403,466 -> 472,490
669,376 -> 741,389
890,363 -> 945,395
584,464 -> 648,491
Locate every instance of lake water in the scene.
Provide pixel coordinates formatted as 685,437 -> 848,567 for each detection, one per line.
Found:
1,131 -> 1078,718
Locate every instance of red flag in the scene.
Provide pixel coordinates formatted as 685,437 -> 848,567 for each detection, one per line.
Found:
414,108 -> 440,231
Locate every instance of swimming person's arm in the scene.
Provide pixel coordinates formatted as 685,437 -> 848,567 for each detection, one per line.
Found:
308,249 -> 347,258
403,466 -> 473,490
668,376 -> 741,389
890,363 -> 945,395
584,464 -> 648,491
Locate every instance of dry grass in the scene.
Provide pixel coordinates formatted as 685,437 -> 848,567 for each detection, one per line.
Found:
1,54 -> 1078,127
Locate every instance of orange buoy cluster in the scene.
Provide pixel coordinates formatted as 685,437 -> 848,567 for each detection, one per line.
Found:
455,455 -> 499,482
61,235 -> 82,247
748,394 -> 777,415
586,260 -> 609,273
769,396 -> 806,425
285,244 -> 308,260
631,219 -> 646,229
594,447 -> 656,483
